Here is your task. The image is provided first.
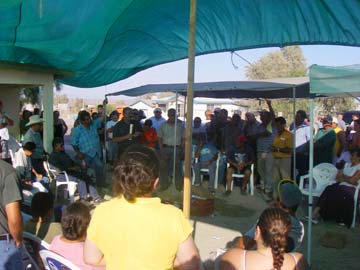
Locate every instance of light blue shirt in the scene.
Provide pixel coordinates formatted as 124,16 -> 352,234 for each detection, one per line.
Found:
23,128 -> 44,159
71,124 -> 101,158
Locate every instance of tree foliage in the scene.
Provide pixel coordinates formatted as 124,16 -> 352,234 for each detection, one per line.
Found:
245,46 -> 307,79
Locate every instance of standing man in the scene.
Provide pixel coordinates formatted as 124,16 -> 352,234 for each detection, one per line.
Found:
112,107 -> 142,159
271,117 -> 294,195
314,115 -> 336,165
148,108 -> 166,133
0,160 -> 23,270
71,110 -> 105,188
23,115 -> 46,175
158,108 -> 185,191
290,110 -> 310,179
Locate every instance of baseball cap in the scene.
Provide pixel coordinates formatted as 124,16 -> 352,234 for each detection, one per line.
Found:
321,115 -> 333,125
214,108 -> 221,114
235,135 -> 247,143
279,183 -> 302,208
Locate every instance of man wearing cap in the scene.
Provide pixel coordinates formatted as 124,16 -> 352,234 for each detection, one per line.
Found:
332,117 -> 347,164
0,159 -> 23,270
23,115 -> 46,176
314,115 -> 336,165
148,108 -> 166,133
234,183 -> 304,252
225,135 -> 255,195
271,117 -> 294,194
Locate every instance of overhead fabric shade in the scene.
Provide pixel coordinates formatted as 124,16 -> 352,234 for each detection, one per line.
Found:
0,0 -> 360,87
106,78 -> 309,98
310,64 -> 360,96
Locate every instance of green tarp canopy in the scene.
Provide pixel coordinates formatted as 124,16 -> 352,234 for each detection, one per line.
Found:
1,0 -> 360,87
310,64 -> 360,96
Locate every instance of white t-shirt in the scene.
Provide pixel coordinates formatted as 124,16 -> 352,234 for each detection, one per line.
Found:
106,120 -> 118,139
340,162 -> 360,187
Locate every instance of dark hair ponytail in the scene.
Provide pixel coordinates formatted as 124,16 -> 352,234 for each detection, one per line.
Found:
257,208 -> 291,270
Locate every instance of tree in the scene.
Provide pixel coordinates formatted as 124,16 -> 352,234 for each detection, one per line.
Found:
245,46 -> 307,79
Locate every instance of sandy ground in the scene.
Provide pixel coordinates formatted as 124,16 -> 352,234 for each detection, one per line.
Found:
64,137 -> 360,270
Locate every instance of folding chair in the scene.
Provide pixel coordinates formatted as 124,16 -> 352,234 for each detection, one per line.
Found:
227,163 -> 255,195
39,250 -> 80,270
351,182 -> 360,228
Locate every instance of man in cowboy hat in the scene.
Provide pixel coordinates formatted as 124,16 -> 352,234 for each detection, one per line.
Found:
23,115 -> 47,176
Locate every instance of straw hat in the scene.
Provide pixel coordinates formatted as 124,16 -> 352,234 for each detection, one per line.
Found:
26,115 -> 44,127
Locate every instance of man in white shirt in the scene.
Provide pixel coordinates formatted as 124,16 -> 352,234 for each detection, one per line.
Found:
148,108 -> 166,133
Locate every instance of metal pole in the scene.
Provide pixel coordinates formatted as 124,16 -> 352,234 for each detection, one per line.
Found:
292,87 -> 297,181
307,94 -> 315,265
103,96 -> 108,182
173,92 -> 179,186
183,0 -> 197,218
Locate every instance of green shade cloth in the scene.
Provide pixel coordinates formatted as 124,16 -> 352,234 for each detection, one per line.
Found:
310,64 -> 360,95
1,0 -> 360,87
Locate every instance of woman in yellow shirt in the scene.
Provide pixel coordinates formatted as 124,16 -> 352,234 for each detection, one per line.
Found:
84,145 -> 200,270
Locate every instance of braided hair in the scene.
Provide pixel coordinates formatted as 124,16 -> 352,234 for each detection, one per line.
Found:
257,208 -> 291,270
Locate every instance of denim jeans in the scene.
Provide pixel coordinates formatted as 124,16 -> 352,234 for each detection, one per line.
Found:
84,154 -> 105,187
0,238 -> 23,270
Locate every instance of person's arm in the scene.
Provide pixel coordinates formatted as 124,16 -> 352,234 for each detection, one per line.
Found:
112,133 -> 133,142
265,99 -> 275,120
336,169 -> 360,185
173,235 -> 200,270
61,119 -> 68,135
70,128 -> 85,159
5,201 -> 23,247
83,238 -> 106,266
294,253 -> 309,270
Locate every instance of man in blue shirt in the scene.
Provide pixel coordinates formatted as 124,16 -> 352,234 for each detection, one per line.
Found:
71,110 -> 105,187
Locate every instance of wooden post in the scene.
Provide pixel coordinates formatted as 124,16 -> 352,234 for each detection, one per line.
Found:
183,0 -> 197,218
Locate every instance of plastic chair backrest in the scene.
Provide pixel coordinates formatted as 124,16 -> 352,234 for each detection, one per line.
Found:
313,163 -> 337,190
39,250 -> 80,270
23,232 -> 50,269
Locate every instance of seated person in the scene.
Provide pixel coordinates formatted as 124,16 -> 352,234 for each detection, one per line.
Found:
193,140 -> 225,193
225,135 -> 255,195
83,145 -> 200,270
24,192 -> 62,243
49,138 -> 101,203
220,208 -> 308,270
233,183 -> 304,252
311,148 -> 360,227
13,142 -> 48,194
50,202 -> 104,270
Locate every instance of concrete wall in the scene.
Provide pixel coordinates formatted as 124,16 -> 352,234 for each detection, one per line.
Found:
0,85 -> 20,138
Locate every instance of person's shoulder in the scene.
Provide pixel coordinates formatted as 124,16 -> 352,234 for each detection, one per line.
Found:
220,248 -> 244,270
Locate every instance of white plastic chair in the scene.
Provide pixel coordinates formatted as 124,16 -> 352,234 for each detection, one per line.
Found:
227,163 -> 255,195
23,232 -> 50,270
39,250 -> 80,270
192,152 -> 222,189
299,162 -> 337,197
54,171 -> 78,203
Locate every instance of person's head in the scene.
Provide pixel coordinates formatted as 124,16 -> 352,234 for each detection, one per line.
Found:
278,183 -> 302,214
153,108 -> 162,119
53,110 -> 60,120
144,119 -> 153,129
219,109 -> 228,122
193,117 -> 202,128
33,108 -> 40,115
131,109 -> 139,121
61,202 -> 91,241
26,115 -> 44,131
338,113 -> 344,120
352,113 -> 359,121
167,108 -> 176,124
321,115 -> 333,129
274,117 -> 286,133
332,117 -> 338,129
97,104 -> 104,115
233,110 -> 242,118
31,192 -> 54,221
22,109 -> 32,121
113,145 -> 159,202
260,110 -> 271,125
23,142 -> 36,156
205,109 -> 212,120
350,148 -> 360,165
213,108 -> 221,116
230,114 -> 241,125
91,112 -> 98,120
256,208 -> 291,270
245,112 -> 256,124
52,137 -> 64,152
110,110 -> 119,122
79,110 -> 91,128
234,135 -> 247,148
122,107 -> 132,122
295,110 -> 307,126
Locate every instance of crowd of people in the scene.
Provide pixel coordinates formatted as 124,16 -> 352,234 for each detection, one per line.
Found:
1,96 -> 360,269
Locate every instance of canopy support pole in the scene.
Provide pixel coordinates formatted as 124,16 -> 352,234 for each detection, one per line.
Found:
103,96 -> 108,182
173,92 -> 179,186
307,94 -> 315,265
183,0 -> 197,218
292,87 -> 297,181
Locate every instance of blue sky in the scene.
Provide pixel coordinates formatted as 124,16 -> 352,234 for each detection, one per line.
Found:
61,45 -> 360,100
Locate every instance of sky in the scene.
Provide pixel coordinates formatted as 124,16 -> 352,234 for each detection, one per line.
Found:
60,45 -> 360,101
